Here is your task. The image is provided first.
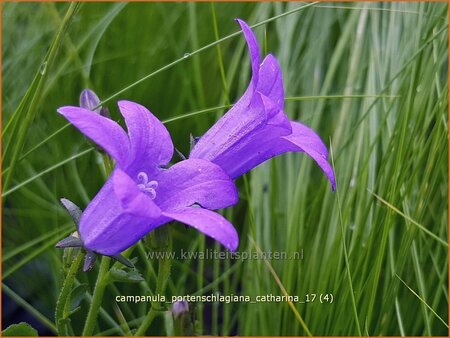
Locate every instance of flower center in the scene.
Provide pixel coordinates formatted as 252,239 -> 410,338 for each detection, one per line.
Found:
137,172 -> 158,199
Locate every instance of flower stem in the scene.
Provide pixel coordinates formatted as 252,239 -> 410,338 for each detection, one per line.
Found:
135,227 -> 172,336
82,256 -> 111,336
79,125 -> 115,336
55,250 -> 84,336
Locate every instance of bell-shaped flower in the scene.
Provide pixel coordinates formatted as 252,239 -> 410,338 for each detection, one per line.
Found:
57,100 -> 239,256
190,19 -> 336,190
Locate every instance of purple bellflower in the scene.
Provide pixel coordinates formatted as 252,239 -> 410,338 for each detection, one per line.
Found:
57,100 -> 239,256
190,19 -> 336,190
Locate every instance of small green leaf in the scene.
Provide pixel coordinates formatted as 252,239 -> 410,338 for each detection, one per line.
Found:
110,267 -> 144,283
2,322 -> 38,336
70,283 -> 88,313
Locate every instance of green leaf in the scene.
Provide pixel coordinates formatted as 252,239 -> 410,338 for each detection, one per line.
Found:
109,268 -> 144,283
69,283 -> 89,314
2,322 -> 38,336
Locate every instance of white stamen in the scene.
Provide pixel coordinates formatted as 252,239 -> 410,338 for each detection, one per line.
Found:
147,180 -> 158,189
137,172 -> 148,184
136,172 -> 158,200
145,188 -> 157,200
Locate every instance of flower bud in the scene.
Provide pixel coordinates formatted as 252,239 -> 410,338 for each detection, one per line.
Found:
172,300 -> 189,319
171,301 -> 195,336
79,89 -> 102,114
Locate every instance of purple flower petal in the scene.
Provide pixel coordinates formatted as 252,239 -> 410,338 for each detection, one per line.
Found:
216,120 -> 335,189
191,94 -> 290,179
236,19 -> 260,91
208,129 -> 287,179
113,169 -> 161,219
117,100 -> 173,173
257,54 -> 284,112
57,106 -> 129,166
190,23 -> 290,164
79,89 -> 102,114
189,20 -> 264,161
78,175 -> 165,256
281,121 -> 336,190
155,159 -> 238,211
163,207 -> 239,251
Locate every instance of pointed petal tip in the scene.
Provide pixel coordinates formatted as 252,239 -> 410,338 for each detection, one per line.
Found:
328,172 -> 336,192
261,53 -> 278,65
116,100 -> 132,115
235,18 -> 249,28
117,99 -> 140,112
56,106 -> 74,116
57,105 -> 87,117
236,19 -> 254,37
323,157 -> 336,192
322,164 -> 336,192
227,240 -> 239,253
116,99 -> 129,107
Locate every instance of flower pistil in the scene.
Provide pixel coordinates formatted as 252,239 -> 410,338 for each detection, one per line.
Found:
137,172 -> 158,199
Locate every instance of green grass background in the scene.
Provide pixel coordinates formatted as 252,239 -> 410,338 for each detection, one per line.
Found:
2,1 -> 448,336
